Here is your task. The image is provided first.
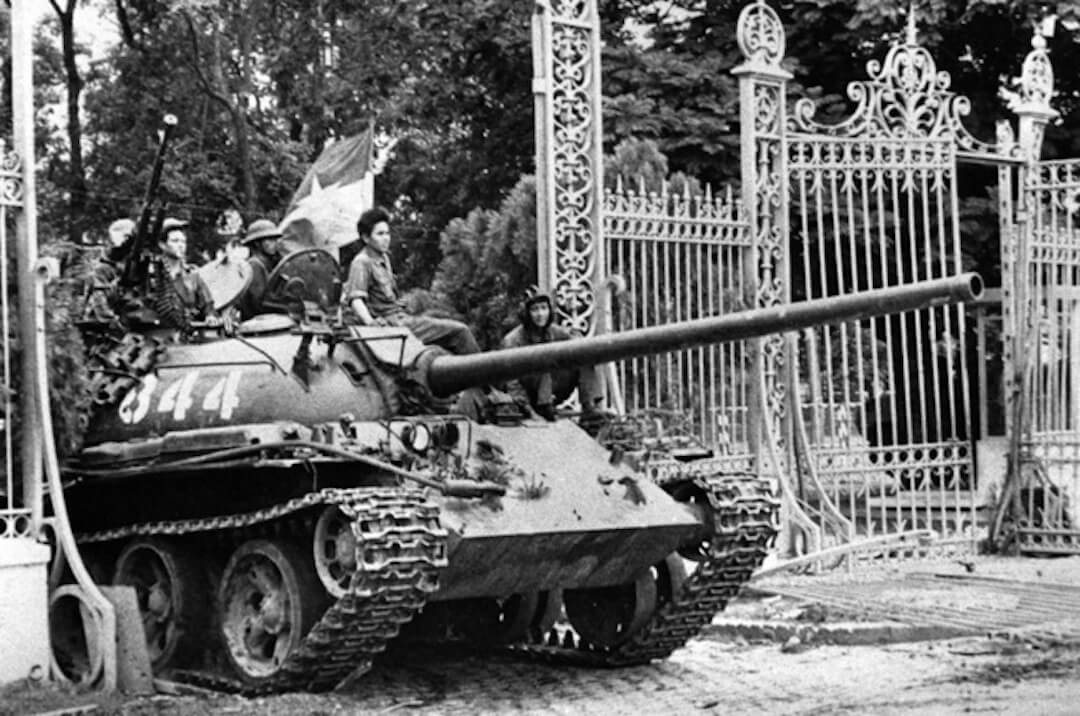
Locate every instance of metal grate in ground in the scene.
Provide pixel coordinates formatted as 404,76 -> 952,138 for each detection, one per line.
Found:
756,572 -> 1080,642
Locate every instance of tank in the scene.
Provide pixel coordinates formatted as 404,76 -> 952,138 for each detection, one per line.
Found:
64,256 -> 982,692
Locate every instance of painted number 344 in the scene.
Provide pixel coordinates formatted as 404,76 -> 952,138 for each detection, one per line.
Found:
118,370 -> 242,424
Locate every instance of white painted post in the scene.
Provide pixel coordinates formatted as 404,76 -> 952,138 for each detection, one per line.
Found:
0,0 -> 51,689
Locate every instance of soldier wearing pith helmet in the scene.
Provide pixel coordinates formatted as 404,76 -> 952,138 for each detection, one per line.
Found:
238,218 -> 284,319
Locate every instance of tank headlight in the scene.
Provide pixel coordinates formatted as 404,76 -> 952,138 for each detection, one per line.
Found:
402,422 -> 432,453
430,421 -> 461,450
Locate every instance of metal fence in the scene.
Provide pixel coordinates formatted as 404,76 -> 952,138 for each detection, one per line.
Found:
0,144 -> 26,540
1014,159 -> 1080,552
787,133 -> 975,540
538,0 -> 1070,558
732,3 -> 1007,552
603,181 -> 753,454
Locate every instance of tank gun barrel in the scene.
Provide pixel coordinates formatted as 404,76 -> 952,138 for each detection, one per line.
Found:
426,272 -> 983,398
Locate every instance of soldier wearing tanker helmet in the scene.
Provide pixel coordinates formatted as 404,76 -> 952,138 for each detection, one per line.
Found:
500,285 -> 607,421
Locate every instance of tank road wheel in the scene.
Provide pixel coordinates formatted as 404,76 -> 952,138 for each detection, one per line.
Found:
477,591 -> 566,645
313,506 -> 357,598
112,538 -> 205,670
563,555 -> 685,649
493,592 -> 541,643
463,593 -> 543,645
565,572 -> 655,649
218,539 -> 326,686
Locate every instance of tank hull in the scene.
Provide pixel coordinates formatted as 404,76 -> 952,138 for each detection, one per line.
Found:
69,421 -> 704,599
431,423 -> 702,600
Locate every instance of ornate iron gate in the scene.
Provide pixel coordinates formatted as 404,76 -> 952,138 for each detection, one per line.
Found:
987,30 -> 1080,555
602,182 -> 753,457
1005,30 -> 1080,551
1015,158 -> 1080,551
532,0 -> 758,469
536,0 -> 1058,555
788,37 -> 982,542
735,2 -> 1016,551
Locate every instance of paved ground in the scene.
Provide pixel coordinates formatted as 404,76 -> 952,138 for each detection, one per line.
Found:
9,555 -> 1080,715
12,636 -> 1080,715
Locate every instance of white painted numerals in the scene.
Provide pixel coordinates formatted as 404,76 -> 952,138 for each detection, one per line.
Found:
158,370 -> 200,420
118,374 -> 159,425
118,370 -> 243,424
202,371 -> 242,420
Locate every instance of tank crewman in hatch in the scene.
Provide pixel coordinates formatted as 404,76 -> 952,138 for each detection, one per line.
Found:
342,206 -> 482,355
154,217 -> 219,327
237,218 -> 284,319
92,217 -> 138,286
501,286 -> 607,421
106,217 -> 137,266
79,218 -> 138,323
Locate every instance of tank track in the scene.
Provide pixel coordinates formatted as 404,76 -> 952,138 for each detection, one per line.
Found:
78,487 -> 447,694
514,469 -> 778,666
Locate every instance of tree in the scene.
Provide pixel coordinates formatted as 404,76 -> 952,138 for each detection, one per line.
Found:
424,174 -> 539,350
47,0 -> 91,243
426,138 -> 696,349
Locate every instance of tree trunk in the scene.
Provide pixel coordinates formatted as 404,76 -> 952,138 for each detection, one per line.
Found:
206,10 -> 255,212
55,0 -> 87,243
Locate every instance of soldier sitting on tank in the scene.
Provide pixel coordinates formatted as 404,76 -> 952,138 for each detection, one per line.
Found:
341,206 -> 481,355
237,218 -> 284,320
153,217 -> 219,328
501,286 -> 608,421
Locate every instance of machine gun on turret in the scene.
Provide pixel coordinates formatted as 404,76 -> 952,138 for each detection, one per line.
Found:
119,114 -> 178,290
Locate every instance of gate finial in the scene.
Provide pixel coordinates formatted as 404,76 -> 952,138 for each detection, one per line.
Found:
905,1 -> 918,46
735,0 -> 786,69
1011,21 -> 1056,115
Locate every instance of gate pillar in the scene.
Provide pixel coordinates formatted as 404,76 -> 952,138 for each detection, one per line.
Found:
1005,30 -> 1057,443
531,0 -> 605,336
733,1 -> 793,546
1012,32 -> 1056,164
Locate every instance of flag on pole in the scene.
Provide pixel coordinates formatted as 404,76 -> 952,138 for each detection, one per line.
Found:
278,125 -> 375,257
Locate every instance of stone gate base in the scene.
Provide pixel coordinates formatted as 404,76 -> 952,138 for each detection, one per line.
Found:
0,538 -> 50,685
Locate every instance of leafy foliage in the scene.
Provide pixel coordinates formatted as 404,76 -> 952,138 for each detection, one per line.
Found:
4,245 -> 94,473
421,174 -> 539,350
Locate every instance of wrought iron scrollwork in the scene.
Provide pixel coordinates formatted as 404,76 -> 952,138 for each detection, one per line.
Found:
789,12 -> 1000,158
736,0 -> 785,68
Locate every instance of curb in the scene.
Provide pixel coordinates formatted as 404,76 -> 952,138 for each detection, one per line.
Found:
701,618 -> 971,647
